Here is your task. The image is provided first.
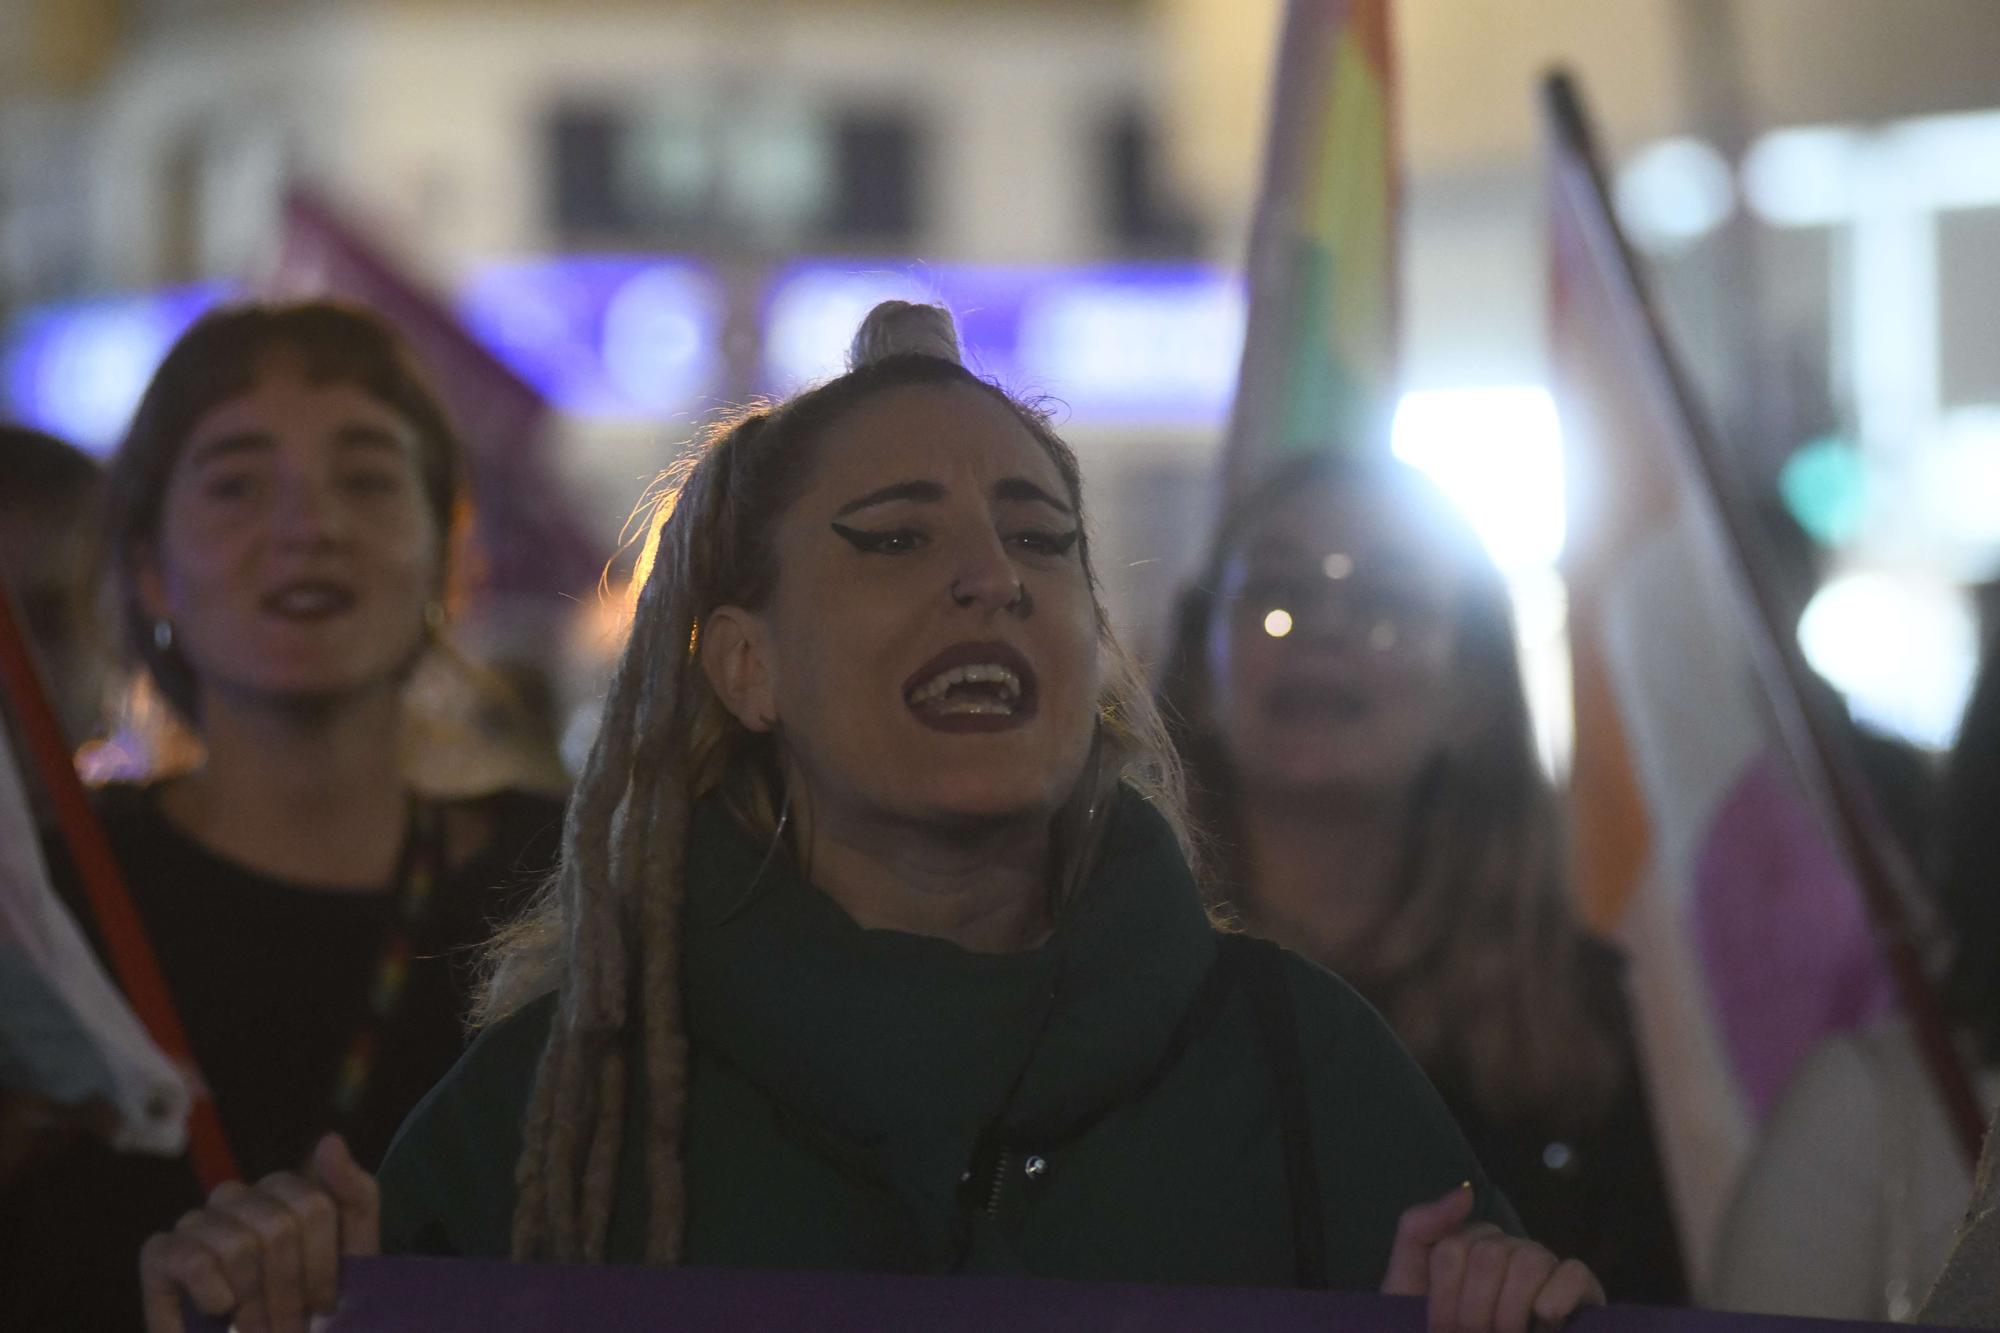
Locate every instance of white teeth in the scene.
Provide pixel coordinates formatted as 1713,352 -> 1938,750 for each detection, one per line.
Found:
269,586 -> 349,615
907,662 -> 1023,708
927,698 -> 1017,716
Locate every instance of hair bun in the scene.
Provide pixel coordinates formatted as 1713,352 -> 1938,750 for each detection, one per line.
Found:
847,300 -> 963,371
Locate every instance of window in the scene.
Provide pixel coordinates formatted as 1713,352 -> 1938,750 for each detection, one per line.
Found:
544,95 -> 926,251
1097,103 -> 1201,257
824,111 -> 921,245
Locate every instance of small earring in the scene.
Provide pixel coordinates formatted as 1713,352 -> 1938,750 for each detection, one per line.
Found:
152,620 -> 174,651
423,601 -> 446,634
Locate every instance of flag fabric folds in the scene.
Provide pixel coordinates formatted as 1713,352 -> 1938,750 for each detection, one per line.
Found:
0,580 -> 195,1160
0,716 -> 190,1155
1222,0 -> 1398,504
1544,72 -> 1975,1284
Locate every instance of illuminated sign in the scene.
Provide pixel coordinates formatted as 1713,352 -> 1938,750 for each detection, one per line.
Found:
763,261 -> 1245,429
4,261 -> 1246,437
457,257 -> 725,420
2,284 -> 233,452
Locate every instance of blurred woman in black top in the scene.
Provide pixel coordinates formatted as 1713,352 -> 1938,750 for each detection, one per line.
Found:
1159,453 -> 1687,1303
0,302 -> 562,1330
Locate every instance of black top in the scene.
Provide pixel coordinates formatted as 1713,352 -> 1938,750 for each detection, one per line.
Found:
0,783 -> 563,1332
1417,943 -> 1689,1305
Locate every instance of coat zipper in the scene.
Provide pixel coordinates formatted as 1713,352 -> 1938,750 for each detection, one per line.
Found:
983,1148 -> 1015,1220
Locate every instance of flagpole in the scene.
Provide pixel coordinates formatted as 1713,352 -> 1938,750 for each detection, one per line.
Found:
0,581 -> 239,1189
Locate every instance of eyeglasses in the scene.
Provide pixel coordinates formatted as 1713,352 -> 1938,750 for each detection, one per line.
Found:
1221,556 -> 1450,652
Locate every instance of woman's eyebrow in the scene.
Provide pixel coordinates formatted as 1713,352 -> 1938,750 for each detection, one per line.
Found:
332,423 -> 414,455
993,477 -> 1073,515
834,480 -> 945,516
186,431 -> 275,468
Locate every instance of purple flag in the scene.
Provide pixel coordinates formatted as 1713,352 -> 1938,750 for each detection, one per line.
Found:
186,1259 -> 1935,1332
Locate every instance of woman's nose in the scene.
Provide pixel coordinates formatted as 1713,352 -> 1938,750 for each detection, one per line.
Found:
269,473 -> 347,546
948,542 -> 1027,613
1296,596 -> 1360,644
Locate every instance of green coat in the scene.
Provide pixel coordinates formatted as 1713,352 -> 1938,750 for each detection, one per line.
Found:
379,792 -> 1514,1289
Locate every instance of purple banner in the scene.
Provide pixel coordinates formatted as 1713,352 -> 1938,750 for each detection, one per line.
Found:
187,1258 -> 1926,1332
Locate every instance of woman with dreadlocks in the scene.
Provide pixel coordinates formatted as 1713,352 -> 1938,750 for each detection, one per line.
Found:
140,302 -> 1603,1333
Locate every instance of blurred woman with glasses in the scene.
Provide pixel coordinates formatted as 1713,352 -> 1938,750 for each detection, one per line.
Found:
1158,453 -> 1687,1304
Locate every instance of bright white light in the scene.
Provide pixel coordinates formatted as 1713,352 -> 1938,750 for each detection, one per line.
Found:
1013,278 -> 1244,424
1263,608 -> 1293,639
1742,125 -> 1862,226
1391,386 -> 1565,572
1916,405 -> 2000,557
1889,109 -> 2000,211
763,270 -> 935,392
1507,566 -> 1573,778
1798,571 -> 1977,751
1614,138 -> 1735,250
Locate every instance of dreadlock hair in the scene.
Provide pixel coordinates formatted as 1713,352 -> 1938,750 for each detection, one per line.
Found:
477,300 -> 1190,1264
1156,452 -> 1623,1130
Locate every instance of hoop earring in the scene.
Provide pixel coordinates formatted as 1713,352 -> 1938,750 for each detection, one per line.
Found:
1054,725 -> 1112,912
697,731 -> 795,928
151,620 -> 174,652
699,777 -> 793,928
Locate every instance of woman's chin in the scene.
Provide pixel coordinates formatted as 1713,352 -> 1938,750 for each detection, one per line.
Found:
213,666 -> 404,714
1245,755 -> 1411,804
896,770 -> 1071,832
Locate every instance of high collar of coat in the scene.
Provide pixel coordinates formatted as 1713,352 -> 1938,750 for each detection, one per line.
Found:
680,785 -> 1219,1151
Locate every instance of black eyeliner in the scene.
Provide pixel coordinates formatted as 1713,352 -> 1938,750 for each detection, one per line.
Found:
831,521 -> 915,553
1014,528 -> 1081,556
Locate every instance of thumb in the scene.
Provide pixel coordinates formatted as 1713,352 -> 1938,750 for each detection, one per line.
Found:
1380,1182 -> 1476,1296
310,1133 -> 382,1257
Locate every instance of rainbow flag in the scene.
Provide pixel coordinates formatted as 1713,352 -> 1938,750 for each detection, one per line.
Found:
1223,0 -> 1397,501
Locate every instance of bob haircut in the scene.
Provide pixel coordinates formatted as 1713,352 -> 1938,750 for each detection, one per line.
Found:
103,300 -> 466,721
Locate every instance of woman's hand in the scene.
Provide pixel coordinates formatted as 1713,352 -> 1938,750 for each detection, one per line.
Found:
140,1133 -> 379,1333
1382,1185 -> 1605,1333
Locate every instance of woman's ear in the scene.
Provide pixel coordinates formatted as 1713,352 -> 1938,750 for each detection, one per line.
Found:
134,547 -> 171,624
699,605 -> 779,732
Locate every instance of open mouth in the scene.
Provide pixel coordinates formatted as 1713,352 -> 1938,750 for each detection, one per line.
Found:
260,580 -> 358,623
1264,680 -> 1372,723
903,640 -> 1039,733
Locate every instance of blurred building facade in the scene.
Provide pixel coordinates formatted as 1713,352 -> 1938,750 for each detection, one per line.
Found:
13,0 -> 2000,734
3,0 -> 1230,660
